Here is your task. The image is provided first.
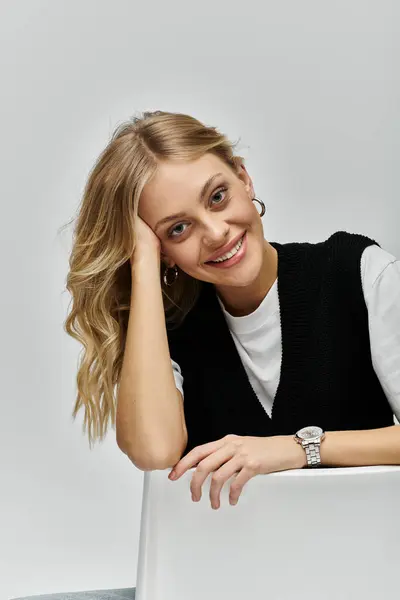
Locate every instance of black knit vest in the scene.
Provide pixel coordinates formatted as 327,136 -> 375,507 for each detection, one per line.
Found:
166,231 -> 394,456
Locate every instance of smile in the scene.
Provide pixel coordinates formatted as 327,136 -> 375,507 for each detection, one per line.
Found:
205,233 -> 247,269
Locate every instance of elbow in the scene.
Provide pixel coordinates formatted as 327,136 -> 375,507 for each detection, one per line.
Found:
136,456 -> 180,472
118,438 -> 186,472
128,449 -> 184,472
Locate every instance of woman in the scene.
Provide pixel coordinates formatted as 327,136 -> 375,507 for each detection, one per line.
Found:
21,110 -> 398,600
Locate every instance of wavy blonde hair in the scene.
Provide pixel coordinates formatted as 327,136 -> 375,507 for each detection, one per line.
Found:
62,110 -> 245,448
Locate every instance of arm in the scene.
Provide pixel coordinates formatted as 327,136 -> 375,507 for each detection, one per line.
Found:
362,244 -> 400,421
116,242 -> 187,471
319,246 -> 400,468
320,425 -> 400,467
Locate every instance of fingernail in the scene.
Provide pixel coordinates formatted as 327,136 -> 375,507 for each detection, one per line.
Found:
169,470 -> 177,480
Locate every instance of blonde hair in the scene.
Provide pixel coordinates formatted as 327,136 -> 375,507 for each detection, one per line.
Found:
62,110 -> 245,447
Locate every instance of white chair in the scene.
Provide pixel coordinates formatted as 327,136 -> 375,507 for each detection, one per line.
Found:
135,465 -> 400,600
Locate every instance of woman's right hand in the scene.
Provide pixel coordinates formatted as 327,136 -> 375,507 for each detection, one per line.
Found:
130,216 -> 161,268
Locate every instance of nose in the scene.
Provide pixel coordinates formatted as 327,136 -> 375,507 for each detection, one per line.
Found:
201,219 -> 230,250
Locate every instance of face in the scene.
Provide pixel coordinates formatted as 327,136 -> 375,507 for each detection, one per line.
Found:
139,153 -> 266,288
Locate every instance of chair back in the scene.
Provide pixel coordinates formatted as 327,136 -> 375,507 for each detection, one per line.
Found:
135,465 -> 400,600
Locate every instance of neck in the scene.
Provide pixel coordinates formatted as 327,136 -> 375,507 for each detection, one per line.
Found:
215,240 -> 278,317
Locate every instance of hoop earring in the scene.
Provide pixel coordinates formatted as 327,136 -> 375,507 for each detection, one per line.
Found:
163,265 -> 179,287
252,196 -> 266,217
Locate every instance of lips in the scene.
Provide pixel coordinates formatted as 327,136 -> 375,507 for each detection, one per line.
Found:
205,232 -> 245,263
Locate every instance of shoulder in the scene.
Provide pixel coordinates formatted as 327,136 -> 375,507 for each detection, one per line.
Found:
272,230 -> 379,256
362,246 -> 399,282
311,230 -> 381,270
271,230 -> 380,273
361,244 -> 398,290
318,230 -> 380,252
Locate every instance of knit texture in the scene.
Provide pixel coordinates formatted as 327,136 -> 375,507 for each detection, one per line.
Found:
167,231 -> 395,456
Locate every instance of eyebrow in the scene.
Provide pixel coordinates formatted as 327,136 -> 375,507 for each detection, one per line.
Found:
154,172 -> 223,233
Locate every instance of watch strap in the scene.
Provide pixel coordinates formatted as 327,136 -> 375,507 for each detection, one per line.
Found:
304,441 -> 321,467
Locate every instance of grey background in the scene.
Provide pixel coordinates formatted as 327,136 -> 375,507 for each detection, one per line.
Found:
1,0 -> 399,598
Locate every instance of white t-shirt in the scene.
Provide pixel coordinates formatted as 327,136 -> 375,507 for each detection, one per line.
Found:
171,244 -> 400,422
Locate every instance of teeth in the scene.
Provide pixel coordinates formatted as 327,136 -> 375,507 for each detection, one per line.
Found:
211,236 -> 244,263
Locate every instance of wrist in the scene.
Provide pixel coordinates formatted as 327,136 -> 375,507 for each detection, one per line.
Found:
132,248 -> 160,271
281,436 -> 308,470
292,438 -> 308,469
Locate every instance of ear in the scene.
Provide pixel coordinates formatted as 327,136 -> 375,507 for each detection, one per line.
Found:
236,162 -> 255,199
160,251 -> 175,269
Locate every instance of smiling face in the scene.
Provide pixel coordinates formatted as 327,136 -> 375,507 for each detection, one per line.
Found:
139,153 -> 267,289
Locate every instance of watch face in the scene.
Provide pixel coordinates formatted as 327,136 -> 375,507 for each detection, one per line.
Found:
297,426 -> 323,441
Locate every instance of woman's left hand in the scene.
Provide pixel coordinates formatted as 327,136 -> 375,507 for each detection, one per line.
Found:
168,434 -> 307,509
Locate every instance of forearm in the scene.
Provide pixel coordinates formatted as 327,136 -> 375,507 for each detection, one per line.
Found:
116,252 -> 187,470
320,424 -> 400,467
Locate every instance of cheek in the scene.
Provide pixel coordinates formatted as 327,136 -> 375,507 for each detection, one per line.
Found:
232,200 -> 257,225
166,240 -> 200,270
246,203 -> 260,222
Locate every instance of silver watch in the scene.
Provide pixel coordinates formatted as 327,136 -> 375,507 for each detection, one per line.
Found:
294,426 -> 325,467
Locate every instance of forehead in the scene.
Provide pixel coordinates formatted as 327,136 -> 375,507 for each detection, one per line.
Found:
141,153 -> 231,208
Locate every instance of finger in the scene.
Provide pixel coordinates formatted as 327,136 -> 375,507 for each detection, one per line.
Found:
229,467 -> 255,505
171,438 -> 228,479
190,444 -> 236,502
209,457 -> 242,510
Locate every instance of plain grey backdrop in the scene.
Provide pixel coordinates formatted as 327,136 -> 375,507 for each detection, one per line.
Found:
1,0 -> 399,598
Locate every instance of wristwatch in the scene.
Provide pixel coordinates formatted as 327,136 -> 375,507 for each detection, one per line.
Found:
294,426 -> 325,468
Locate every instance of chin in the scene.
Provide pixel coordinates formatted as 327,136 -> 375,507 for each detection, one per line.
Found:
217,256 -> 263,288
230,270 -> 261,288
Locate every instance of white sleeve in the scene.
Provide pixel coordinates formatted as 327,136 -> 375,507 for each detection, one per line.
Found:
171,358 -> 184,398
361,244 -> 400,423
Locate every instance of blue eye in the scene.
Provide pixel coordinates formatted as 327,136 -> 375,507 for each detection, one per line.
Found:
211,187 -> 228,205
167,186 -> 230,239
168,222 -> 188,238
